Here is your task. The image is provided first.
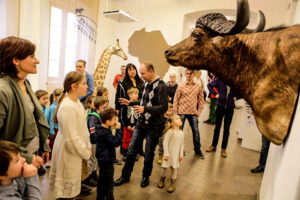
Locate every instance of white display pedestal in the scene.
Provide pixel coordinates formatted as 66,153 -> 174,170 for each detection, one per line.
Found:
238,100 -> 262,151
259,94 -> 300,200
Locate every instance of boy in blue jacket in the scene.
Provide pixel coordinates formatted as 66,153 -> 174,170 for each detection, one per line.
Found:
95,107 -> 122,200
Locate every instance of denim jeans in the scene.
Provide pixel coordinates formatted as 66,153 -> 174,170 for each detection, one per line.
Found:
122,126 -> 162,178
179,114 -> 201,152
212,106 -> 234,149
97,161 -> 114,200
259,135 -> 270,168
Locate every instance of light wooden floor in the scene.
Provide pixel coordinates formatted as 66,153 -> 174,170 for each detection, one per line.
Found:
40,103 -> 263,200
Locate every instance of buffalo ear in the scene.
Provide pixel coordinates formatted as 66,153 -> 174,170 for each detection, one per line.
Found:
212,36 -> 225,48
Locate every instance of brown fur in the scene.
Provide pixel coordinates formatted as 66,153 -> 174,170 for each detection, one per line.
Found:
165,25 -> 300,145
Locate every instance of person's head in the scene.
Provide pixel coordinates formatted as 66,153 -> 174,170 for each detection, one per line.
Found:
94,96 -> 109,112
121,65 -> 126,77
169,73 -> 176,83
0,36 -> 39,80
164,103 -> 173,119
35,90 -> 49,107
85,95 -> 96,110
126,63 -> 137,79
185,69 -> 195,82
53,71 -> 87,123
75,59 -> 86,74
127,87 -> 139,101
0,141 -> 24,185
163,114 -> 182,135
100,107 -> 118,128
49,88 -> 63,105
139,62 -> 155,82
96,86 -> 109,99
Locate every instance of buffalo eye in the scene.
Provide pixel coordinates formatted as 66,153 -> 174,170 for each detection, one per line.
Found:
192,32 -> 202,41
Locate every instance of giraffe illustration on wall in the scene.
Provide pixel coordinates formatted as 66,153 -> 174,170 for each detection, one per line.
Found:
93,39 -> 128,92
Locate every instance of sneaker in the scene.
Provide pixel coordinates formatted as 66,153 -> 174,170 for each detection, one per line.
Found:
206,146 -> 216,152
38,167 -> 46,176
195,150 -> 204,159
203,119 -> 211,124
221,149 -> 227,158
45,160 -> 51,168
157,155 -> 163,164
113,159 -> 122,165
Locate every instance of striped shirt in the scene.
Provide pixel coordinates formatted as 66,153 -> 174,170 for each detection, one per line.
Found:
173,81 -> 204,115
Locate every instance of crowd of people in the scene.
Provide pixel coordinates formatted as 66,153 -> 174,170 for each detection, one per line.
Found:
0,36 -> 270,200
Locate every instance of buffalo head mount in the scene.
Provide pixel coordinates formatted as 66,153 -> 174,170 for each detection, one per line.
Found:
165,0 -> 300,145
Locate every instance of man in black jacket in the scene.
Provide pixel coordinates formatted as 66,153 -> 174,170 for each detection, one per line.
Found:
114,62 -> 169,188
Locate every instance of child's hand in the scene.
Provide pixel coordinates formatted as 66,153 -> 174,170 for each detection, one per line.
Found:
23,163 -> 38,178
179,156 -> 183,162
115,122 -> 121,129
32,155 -> 44,168
88,148 -> 92,157
163,156 -> 168,161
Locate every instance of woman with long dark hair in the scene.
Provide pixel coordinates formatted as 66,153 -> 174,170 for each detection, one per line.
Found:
115,63 -> 144,157
115,63 -> 144,111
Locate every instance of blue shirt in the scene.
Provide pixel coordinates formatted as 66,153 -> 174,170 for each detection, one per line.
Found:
48,101 -> 59,135
80,71 -> 94,102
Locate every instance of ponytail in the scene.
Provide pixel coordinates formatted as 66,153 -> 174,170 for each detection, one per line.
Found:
53,91 -> 66,124
49,93 -> 54,105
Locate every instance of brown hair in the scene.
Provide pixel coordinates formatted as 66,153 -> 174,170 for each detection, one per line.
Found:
0,140 -> 21,176
96,86 -> 108,97
100,106 -> 117,124
142,62 -> 155,72
49,88 -> 63,105
85,95 -> 96,109
53,71 -> 84,123
76,59 -> 86,66
0,36 -> 36,79
35,89 -> 48,100
94,96 -> 108,110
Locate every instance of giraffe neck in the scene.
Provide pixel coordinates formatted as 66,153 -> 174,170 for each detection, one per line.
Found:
93,48 -> 113,91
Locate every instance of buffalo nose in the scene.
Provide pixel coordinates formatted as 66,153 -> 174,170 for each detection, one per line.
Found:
165,50 -> 170,57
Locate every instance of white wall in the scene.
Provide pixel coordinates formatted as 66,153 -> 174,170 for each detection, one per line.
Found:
19,0 -> 50,91
0,0 -> 19,38
259,94 -> 300,200
95,0 -> 295,106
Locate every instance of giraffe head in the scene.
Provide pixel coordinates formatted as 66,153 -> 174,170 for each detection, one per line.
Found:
107,39 -> 128,60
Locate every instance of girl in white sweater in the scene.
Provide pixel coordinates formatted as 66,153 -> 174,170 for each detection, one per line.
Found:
157,114 -> 184,193
49,71 -> 91,200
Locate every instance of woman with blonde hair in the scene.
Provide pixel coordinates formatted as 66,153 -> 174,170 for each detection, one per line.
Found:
49,71 -> 91,200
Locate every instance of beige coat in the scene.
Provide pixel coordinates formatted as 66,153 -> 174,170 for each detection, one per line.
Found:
49,97 -> 91,198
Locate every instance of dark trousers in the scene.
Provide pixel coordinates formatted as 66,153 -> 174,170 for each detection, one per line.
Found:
259,135 -> 270,168
97,161 -> 114,200
179,114 -> 201,152
122,126 -> 161,178
212,106 -> 234,149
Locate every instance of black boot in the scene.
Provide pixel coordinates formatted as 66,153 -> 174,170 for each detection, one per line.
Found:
114,176 -> 130,186
91,171 -> 99,181
82,175 -> 97,187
